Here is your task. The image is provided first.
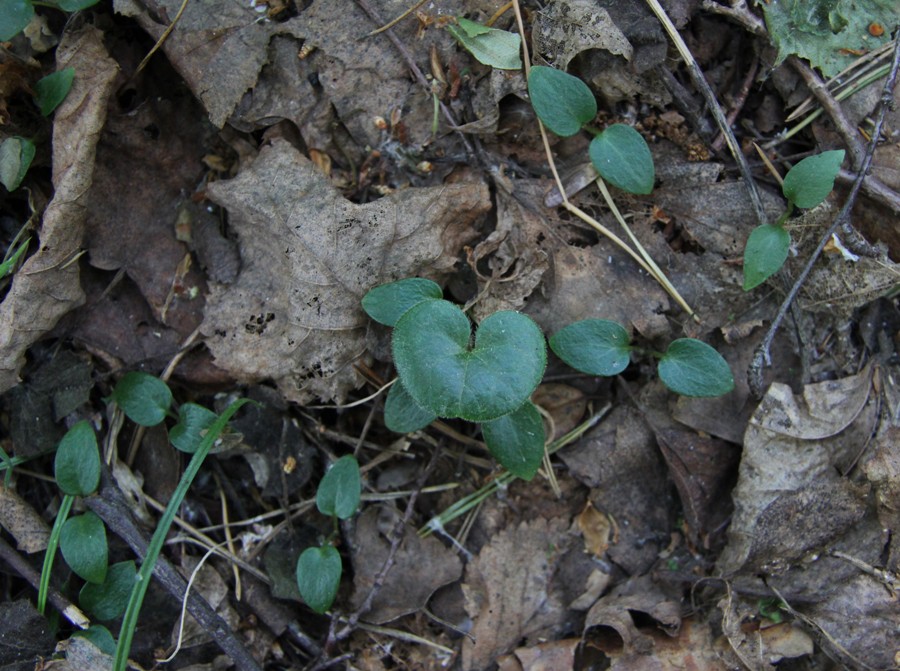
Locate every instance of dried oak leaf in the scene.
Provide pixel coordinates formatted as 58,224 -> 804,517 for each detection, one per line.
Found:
201,140 -> 488,403
461,517 -> 571,671
0,26 -> 118,392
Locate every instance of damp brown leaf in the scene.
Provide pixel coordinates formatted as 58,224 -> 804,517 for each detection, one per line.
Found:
201,140 -> 488,403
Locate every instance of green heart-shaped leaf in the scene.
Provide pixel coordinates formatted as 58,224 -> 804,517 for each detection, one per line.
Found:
481,401 -> 545,480
743,224 -> 790,290
79,561 -> 136,621
528,66 -> 597,137
782,149 -> 844,209
393,300 -> 547,422
549,319 -> 632,376
60,511 -> 108,584
384,381 -> 437,433
658,338 -> 734,397
589,124 -> 655,195
111,372 -> 173,427
316,455 -> 360,520
362,278 -> 443,326
170,403 -> 218,453
55,421 -> 100,496
447,18 -> 522,70
296,545 -> 341,614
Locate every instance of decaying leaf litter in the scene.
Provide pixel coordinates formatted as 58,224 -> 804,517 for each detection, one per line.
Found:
1,0 -> 899,668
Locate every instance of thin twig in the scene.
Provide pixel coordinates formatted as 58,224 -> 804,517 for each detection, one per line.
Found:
644,0 -> 768,228
748,30 -> 900,397
134,0 -> 190,77
354,0 -> 477,159
788,56 -> 866,170
333,447 -> 442,642
0,536 -> 91,629
86,466 -> 275,669
366,0 -> 428,36
711,54 -> 759,153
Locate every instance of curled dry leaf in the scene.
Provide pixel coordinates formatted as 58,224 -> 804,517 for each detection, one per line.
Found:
0,26 -> 118,393
719,365 -> 876,575
201,140 -> 488,403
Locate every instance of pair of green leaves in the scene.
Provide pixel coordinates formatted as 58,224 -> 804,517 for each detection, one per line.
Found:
528,66 -> 655,195
363,278 -> 548,480
52,420 -> 137,620
296,456 -> 361,614
111,372 -> 226,454
0,68 -> 73,192
53,422 -> 106,585
549,320 -> 734,397
743,150 -> 845,290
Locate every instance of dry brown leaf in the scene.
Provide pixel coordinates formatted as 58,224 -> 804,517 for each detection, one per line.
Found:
0,484 -> 50,553
349,505 -> 462,625
718,365 -> 878,575
469,184 -> 552,321
584,575 -> 681,656
461,517 -> 571,671
533,0 -> 632,70
654,427 -> 739,546
0,26 -> 118,393
559,406 -> 671,574
576,501 -> 612,558
497,638 -> 580,671
43,636 -> 114,671
526,241 -> 670,341
201,139 -> 488,403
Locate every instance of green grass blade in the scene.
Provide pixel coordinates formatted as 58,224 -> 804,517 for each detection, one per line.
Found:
38,494 -> 74,614
113,398 -> 253,671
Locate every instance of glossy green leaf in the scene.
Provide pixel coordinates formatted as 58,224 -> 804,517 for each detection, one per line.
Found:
54,420 -> 100,496
447,18 -> 522,70
589,124 -> 655,194
384,381 -> 436,433
742,224 -> 790,291
528,65 -> 597,137
393,300 -> 547,422
79,561 -> 136,621
316,455 -> 360,520
658,338 -> 734,397
481,401 -> 545,480
0,136 -> 36,191
110,372 -> 172,426
296,545 -> 341,614
0,0 -> 33,41
170,403 -> 218,453
782,150 -> 845,208
34,68 -> 75,116
71,625 -> 117,655
0,237 -> 30,279
60,511 -> 108,584
549,319 -> 631,376
362,278 -> 443,326
57,0 -> 102,10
